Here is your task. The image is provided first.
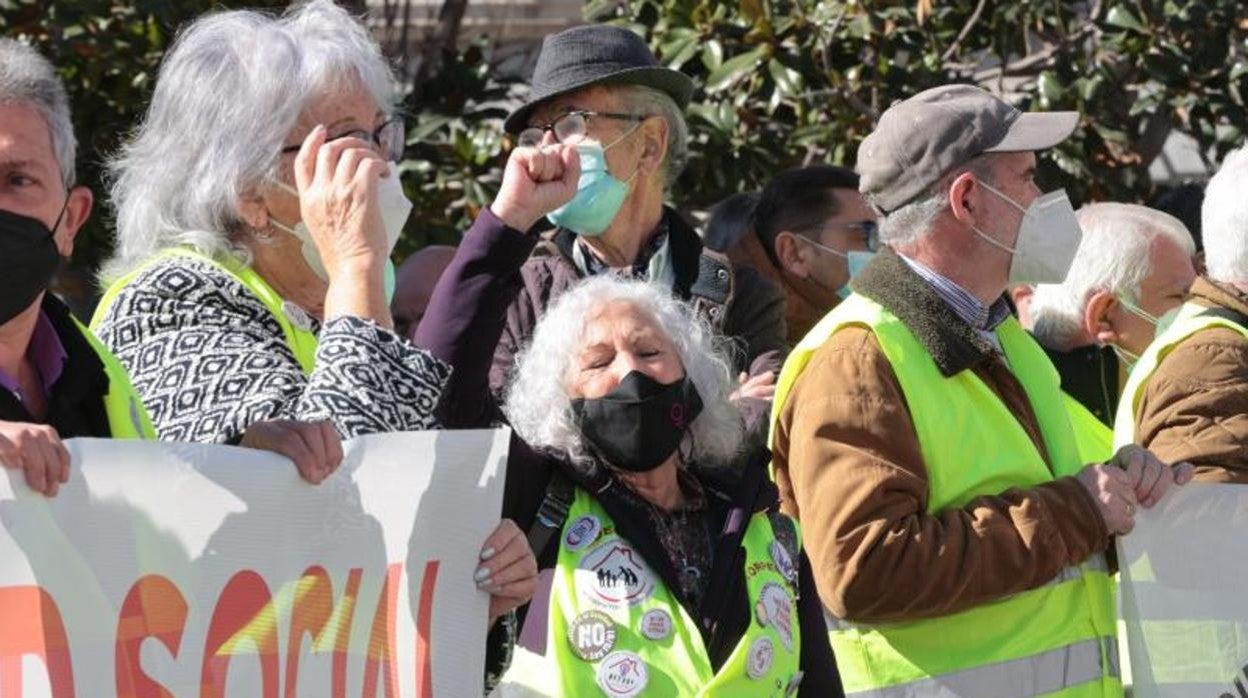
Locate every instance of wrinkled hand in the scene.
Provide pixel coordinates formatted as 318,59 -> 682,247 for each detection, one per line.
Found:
1075,463 -> 1139,535
490,142 -> 581,232
240,419 -> 343,485
730,371 -> 776,402
1109,444 -> 1194,508
0,421 -> 69,496
292,124 -> 389,279
475,519 -> 538,627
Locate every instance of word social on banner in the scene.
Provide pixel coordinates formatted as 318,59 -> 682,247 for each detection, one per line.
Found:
1118,483 -> 1248,698
0,430 -> 509,698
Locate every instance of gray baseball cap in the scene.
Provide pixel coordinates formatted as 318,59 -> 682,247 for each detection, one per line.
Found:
857,84 -> 1078,213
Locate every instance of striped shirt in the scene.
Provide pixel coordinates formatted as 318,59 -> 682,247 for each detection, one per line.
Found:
900,254 -> 1012,351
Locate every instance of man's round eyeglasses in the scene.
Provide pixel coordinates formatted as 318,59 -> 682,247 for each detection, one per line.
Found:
280,117 -> 405,163
517,110 -> 646,148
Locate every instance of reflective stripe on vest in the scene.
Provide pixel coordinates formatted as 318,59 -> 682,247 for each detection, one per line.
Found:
770,293 -> 1118,697
1113,301 -> 1248,450
836,636 -> 1120,698
70,317 -> 155,439
92,247 -> 318,375
498,488 -> 804,697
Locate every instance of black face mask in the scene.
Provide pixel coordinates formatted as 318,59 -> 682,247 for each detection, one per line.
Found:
571,371 -> 704,473
0,206 -> 63,325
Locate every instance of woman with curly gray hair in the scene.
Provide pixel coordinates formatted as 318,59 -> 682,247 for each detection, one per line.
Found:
416,141 -> 842,696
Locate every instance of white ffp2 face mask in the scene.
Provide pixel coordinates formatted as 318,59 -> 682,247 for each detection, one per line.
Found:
270,161 -> 412,282
971,181 -> 1083,286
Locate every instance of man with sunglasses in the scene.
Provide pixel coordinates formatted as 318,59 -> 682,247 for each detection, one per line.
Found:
491,24 -> 789,418
733,165 -> 878,344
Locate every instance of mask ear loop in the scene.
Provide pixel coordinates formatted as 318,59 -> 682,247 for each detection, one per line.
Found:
969,178 -> 1027,255
677,431 -> 696,467
602,119 -> 647,185
260,178 -> 302,243
47,191 -> 71,241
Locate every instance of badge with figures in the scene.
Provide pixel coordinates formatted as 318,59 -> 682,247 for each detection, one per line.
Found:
565,514 -> 602,551
576,539 -> 657,607
596,650 -> 649,698
746,636 -> 775,679
567,610 -> 617,661
754,582 -> 795,651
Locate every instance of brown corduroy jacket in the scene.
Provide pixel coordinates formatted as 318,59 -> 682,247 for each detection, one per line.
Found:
771,249 -> 1110,623
1133,276 -> 1248,484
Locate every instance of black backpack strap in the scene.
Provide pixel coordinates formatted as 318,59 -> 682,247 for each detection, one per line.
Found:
1197,305 -> 1248,329
526,471 -> 576,558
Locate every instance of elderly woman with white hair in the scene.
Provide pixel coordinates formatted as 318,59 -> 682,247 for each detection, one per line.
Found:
415,143 -> 842,696
91,0 -> 536,640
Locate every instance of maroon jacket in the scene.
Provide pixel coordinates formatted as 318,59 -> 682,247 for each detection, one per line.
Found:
488,208 -> 789,408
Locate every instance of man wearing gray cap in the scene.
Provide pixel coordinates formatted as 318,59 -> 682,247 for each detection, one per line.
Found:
768,85 -> 1192,697
492,24 -> 787,421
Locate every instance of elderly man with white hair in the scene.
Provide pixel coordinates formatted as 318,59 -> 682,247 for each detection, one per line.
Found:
491,25 -> 787,424
1026,203 -> 1196,459
0,39 -> 153,498
770,85 -> 1192,698
1114,146 -> 1248,483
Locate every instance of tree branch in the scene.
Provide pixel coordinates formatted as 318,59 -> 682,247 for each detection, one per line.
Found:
940,0 -> 988,63
970,23 -> 1096,82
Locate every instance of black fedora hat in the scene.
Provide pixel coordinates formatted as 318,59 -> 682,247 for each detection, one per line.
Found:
504,24 -> 695,135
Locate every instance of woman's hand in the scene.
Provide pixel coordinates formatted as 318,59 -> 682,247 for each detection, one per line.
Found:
292,124 -> 389,281
240,419 -> 343,485
490,140 -> 581,233
0,421 -> 69,496
474,519 -> 539,627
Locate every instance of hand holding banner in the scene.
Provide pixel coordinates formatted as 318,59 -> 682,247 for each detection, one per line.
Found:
0,430 -> 509,698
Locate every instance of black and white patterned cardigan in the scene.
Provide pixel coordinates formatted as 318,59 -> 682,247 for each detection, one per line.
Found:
94,255 -> 450,443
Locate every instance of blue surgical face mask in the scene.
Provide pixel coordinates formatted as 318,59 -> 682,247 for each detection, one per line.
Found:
384,257 -> 396,304
546,126 -> 640,236
799,237 -> 877,300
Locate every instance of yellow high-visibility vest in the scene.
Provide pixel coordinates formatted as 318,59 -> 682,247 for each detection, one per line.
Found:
93,247 -> 318,374
771,293 -> 1119,698
498,487 -> 805,697
71,317 -> 155,439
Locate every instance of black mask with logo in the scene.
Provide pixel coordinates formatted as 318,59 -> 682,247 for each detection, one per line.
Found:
571,371 -> 704,473
0,206 -> 64,325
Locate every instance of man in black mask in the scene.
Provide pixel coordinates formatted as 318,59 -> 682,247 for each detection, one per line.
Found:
0,39 -> 151,496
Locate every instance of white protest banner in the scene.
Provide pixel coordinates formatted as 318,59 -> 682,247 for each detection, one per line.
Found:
0,430 -> 509,698
1118,482 -> 1248,698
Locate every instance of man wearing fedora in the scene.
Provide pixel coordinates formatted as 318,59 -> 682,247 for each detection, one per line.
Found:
489,24 -> 788,421
769,85 -> 1194,697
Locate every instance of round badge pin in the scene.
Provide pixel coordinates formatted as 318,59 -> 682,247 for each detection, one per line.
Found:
640,608 -> 673,641
770,539 -> 797,583
747,636 -> 775,679
596,650 -> 649,698
564,514 -> 602,551
567,610 -> 617,662
757,582 -> 795,651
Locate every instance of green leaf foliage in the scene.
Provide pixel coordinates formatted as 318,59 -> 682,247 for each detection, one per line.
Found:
580,0 -> 1247,213
5,0 -> 1247,281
